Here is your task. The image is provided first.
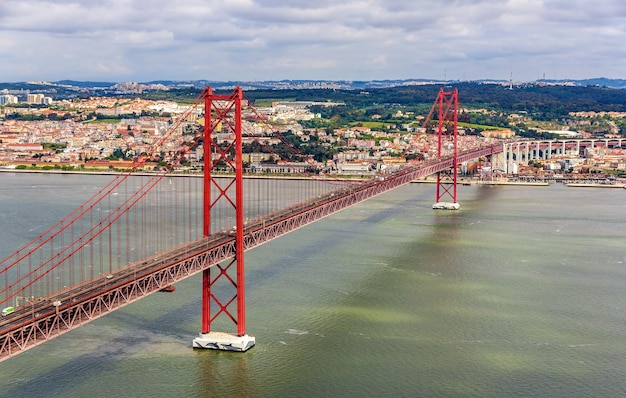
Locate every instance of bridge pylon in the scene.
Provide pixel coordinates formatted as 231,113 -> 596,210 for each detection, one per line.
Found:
431,88 -> 460,210
192,86 -> 255,352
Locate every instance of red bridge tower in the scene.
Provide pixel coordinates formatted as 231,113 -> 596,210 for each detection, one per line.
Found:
192,86 -> 255,351
431,88 -> 460,210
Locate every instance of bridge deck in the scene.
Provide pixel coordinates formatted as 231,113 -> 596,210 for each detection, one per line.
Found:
0,144 -> 501,361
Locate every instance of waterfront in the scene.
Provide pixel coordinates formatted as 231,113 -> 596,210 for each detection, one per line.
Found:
1,173 -> 626,397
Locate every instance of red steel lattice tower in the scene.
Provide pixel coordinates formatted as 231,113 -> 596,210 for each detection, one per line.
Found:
193,86 -> 255,351
433,88 -> 460,210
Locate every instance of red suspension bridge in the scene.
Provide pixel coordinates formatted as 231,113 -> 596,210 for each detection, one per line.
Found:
0,87 -> 501,360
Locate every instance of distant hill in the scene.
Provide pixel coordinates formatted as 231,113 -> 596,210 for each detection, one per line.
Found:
1,78 -> 625,91
536,78 -> 626,89
3,79 -> 626,117
54,80 -> 115,88
148,78 -> 626,90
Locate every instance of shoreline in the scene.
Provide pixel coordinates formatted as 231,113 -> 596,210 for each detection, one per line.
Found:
412,178 -> 626,188
473,181 -> 550,186
0,168 -> 365,182
566,183 -> 626,188
3,169 -> 624,188
411,179 -> 550,186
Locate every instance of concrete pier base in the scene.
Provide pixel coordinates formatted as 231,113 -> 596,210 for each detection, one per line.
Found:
432,202 -> 460,210
192,332 -> 255,352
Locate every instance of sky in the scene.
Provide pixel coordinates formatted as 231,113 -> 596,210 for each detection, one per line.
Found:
1,0 -> 626,83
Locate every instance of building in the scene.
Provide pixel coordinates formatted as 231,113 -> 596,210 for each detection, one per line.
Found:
337,161 -> 372,175
249,161 -> 314,174
480,128 -> 516,139
0,95 -> 18,105
26,93 -> 45,104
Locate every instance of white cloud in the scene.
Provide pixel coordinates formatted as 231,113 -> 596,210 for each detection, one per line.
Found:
1,0 -> 625,81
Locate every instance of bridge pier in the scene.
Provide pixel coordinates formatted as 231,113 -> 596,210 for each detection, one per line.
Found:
193,332 -> 255,352
432,202 -> 461,210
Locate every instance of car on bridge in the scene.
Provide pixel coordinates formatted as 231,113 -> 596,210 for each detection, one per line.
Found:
1,307 -> 15,316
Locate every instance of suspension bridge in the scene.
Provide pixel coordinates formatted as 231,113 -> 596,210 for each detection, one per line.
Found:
0,87 -> 501,360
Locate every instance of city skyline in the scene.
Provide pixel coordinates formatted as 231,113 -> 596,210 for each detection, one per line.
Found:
1,0 -> 626,83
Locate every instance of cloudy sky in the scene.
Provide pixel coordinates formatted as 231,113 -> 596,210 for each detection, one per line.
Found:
1,0 -> 625,83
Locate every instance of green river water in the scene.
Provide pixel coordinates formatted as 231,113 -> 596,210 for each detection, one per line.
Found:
1,173 -> 625,397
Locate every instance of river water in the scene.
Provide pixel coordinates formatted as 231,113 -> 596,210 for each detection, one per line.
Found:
0,173 -> 625,397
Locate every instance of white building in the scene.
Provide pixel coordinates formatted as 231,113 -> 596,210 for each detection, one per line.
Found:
337,161 -> 371,175
0,94 -> 19,105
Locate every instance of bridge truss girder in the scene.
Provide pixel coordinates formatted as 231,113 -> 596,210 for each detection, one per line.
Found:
0,142 -> 501,361
0,238 -> 239,361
